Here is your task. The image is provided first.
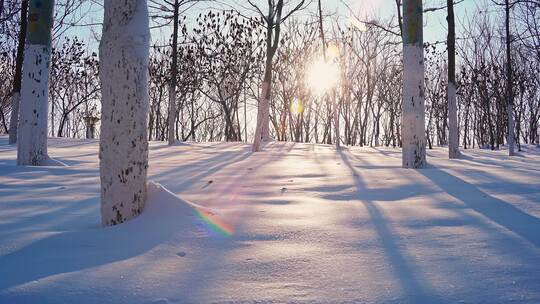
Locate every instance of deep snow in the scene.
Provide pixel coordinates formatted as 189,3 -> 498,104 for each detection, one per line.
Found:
0,136 -> 539,303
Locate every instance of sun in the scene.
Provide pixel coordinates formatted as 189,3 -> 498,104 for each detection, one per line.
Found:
306,57 -> 340,96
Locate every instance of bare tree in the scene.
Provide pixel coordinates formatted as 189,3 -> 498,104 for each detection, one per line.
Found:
505,0 -> 516,155
149,0 -> 211,145
193,10 -> 261,141
167,0 -> 180,145
49,37 -> 100,138
7,0 -> 27,144
250,0 -> 308,152
447,0 -> 460,158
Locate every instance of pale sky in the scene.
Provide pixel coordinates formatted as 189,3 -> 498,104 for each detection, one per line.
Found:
337,0 -> 493,44
72,0 -> 497,50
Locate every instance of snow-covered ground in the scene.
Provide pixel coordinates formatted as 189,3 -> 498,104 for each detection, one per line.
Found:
0,136 -> 539,304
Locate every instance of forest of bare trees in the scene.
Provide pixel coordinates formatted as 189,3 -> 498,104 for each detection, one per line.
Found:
1,0 -> 539,150
2,2 -> 540,300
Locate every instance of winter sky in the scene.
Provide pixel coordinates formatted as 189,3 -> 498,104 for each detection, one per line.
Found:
73,0 -> 498,51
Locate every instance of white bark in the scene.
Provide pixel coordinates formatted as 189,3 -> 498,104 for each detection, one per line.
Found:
402,45 -> 427,168
253,81 -> 270,152
17,44 -> 51,165
402,0 -> 427,168
448,82 -> 460,158
99,0 -> 150,226
8,92 -> 20,145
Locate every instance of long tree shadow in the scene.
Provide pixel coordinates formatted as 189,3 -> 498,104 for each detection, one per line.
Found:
0,186 -> 203,291
338,149 -> 445,303
0,165 -> 100,232
0,142 -> 296,295
419,166 -> 540,248
459,153 -> 540,173
153,142 -> 297,194
152,147 -> 253,193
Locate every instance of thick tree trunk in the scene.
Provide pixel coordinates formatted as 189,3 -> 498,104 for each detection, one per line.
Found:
99,0 -> 150,226
8,0 -> 28,145
253,75 -> 271,151
17,0 -> 53,165
402,0 -> 426,168
447,0 -> 460,158
167,0 -> 179,145
252,21 -> 274,152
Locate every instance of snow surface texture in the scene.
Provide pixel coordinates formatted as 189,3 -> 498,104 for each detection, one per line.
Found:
0,136 -> 539,303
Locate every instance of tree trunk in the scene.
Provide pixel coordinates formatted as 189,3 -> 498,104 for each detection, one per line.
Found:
505,0 -> 515,156
253,68 -> 272,151
57,113 -> 67,137
402,0 -> 426,168
191,97 -> 196,141
395,0 -> 403,36
334,89 -> 340,148
253,1 -> 284,152
17,0 -> 53,165
243,87 -> 247,142
8,0 -> 28,145
167,0 -> 179,145
0,106 -> 8,133
447,0 -> 460,158
99,0 -> 150,226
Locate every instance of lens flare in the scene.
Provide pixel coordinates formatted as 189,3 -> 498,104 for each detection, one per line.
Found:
290,99 -> 304,115
194,208 -> 235,237
327,44 -> 340,59
306,58 -> 340,96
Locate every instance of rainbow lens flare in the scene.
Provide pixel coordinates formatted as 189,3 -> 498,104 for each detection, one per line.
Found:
194,208 -> 235,237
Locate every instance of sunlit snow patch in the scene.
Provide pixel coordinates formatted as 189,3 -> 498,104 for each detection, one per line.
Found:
42,156 -> 68,167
